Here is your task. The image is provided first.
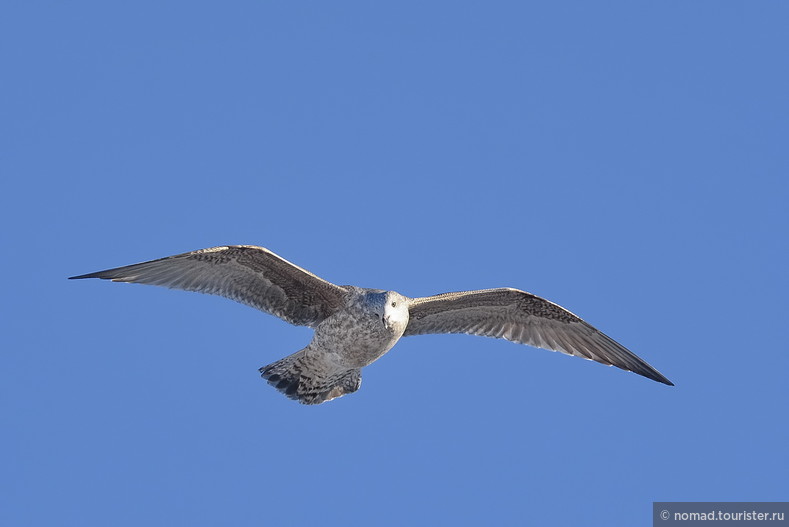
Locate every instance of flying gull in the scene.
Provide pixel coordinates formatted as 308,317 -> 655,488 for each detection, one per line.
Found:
70,245 -> 673,404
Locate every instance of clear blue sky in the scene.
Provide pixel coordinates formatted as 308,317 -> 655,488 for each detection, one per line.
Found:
2,2 -> 787,526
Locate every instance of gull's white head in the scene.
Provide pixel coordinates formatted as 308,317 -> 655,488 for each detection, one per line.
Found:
366,290 -> 409,333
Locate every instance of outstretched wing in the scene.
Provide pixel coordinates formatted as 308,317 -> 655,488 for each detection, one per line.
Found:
405,288 -> 672,385
69,245 -> 348,327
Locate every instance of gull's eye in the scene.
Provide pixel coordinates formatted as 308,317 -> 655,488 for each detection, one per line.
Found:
391,301 -> 397,307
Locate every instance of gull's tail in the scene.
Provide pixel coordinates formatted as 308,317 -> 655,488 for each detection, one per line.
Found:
259,349 -> 362,405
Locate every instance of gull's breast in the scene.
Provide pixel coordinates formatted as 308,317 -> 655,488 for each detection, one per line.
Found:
311,310 -> 403,368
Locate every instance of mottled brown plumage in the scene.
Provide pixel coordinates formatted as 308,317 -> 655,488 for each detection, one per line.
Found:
70,245 -> 673,404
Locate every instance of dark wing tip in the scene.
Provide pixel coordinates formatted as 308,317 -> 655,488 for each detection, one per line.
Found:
640,368 -> 674,386
69,270 -> 124,280
654,372 -> 674,386
614,349 -> 674,386
624,352 -> 673,386
69,272 -> 102,280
